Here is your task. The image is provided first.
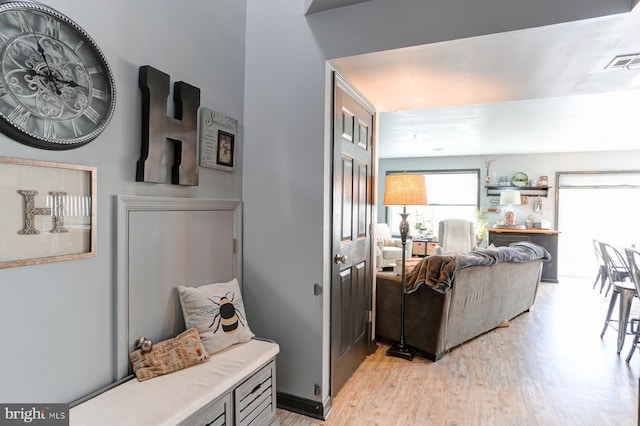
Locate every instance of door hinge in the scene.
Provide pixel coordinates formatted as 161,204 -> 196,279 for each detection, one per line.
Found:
367,310 -> 372,323
314,283 -> 322,296
233,238 -> 237,254
314,384 -> 322,396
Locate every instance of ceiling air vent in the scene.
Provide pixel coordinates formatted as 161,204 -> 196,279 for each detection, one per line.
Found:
605,54 -> 640,70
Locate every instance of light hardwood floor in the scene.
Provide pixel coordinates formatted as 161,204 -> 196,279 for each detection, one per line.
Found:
278,277 -> 640,426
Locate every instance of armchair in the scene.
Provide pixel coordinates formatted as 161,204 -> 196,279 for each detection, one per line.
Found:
435,219 -> 476,255
376,223 -> 412,269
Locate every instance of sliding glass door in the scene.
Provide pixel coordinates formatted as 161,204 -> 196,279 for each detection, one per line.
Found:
556,171 -> 640,278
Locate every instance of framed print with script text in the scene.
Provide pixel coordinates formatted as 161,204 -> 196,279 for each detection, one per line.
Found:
199,108 -> 238,172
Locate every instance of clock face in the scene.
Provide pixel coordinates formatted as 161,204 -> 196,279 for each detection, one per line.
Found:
0,1 -> 116,150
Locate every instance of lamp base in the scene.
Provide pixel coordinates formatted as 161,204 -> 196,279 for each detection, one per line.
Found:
504,208 -> 516,226
386,342 -> 415,361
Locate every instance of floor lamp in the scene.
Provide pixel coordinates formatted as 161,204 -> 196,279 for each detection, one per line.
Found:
383,173 -> 428,361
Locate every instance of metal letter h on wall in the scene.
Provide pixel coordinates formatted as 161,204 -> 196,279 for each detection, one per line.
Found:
137,66 -> 201,186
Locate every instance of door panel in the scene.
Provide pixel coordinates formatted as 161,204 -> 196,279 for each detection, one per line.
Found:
357,162 -> 368,237
341,157 -> 353,240
352,261 -> 366,342
331,72 -> 375,397
339,268 -> 352,353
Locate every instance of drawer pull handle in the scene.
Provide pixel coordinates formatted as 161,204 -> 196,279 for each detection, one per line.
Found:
250,383 -> 262,395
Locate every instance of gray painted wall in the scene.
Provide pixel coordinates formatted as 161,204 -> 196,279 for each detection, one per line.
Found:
242,0 -> 632,405
243,1 -> 330,403
0,0 -> 246,403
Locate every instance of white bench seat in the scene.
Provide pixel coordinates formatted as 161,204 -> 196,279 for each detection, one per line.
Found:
71,339 -> 279,426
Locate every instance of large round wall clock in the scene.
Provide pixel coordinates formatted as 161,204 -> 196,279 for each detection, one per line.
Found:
0,0 -> 116,150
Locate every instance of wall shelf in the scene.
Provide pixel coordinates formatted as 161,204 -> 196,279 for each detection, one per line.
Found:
485,185 -> 551,198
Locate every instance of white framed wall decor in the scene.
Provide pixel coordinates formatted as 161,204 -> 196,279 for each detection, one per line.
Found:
198,107 -> 238,172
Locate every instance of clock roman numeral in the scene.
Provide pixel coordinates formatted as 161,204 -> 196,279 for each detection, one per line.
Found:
73,40 -> 85,53
43,16 -> 60,38
86,66 -> 102,75
8,105 -> 30,127
44,119 -> 56,138
10,11 -> 33,33
83,106 -> 100,124
92,88 -> 107,101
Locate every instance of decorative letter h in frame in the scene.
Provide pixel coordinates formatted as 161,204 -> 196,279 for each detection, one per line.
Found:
137,66 -> 201,186
18,190 -> 67,234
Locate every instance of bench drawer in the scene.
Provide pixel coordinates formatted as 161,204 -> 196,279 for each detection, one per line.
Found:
179,391 -> 231,426
235,360 -> 277,426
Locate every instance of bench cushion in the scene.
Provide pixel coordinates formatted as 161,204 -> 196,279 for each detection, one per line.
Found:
70,339 -> 279,426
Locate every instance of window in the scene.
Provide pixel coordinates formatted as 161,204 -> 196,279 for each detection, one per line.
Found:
385,170 -> 480,237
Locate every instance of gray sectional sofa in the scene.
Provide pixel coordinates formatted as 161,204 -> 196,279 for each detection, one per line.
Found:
375,242 -> 550,361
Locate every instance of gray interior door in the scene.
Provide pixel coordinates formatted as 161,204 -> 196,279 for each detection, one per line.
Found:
331,72 -> 375,397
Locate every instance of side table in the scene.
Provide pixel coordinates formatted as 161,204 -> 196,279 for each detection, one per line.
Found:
393,258 -> 423,275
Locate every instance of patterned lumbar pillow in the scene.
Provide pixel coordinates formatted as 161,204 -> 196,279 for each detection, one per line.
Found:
128,327 -> 209,381
177,278 -> 254,354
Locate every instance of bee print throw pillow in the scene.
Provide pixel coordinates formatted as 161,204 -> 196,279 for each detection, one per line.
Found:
177,278 -> 255,354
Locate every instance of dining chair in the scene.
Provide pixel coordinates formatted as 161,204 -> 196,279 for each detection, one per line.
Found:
625,248 -> 640,362
599,242 -> 637,354
602,242 -> 631,297
592,239 -> 607,293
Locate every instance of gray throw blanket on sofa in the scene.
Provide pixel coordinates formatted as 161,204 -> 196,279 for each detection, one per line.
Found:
405,242 -> 551,294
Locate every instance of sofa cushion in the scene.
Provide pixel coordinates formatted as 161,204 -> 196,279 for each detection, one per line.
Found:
382,246 -> 403,259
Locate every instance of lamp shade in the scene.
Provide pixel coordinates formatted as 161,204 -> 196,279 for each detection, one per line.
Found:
383,174 -> 428,206
499,190 -> 521,205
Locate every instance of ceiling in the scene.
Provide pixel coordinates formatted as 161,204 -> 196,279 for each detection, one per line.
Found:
329,5 -> 640,159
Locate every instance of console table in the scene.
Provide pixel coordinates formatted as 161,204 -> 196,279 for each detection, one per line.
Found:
488,228 -> 559,283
